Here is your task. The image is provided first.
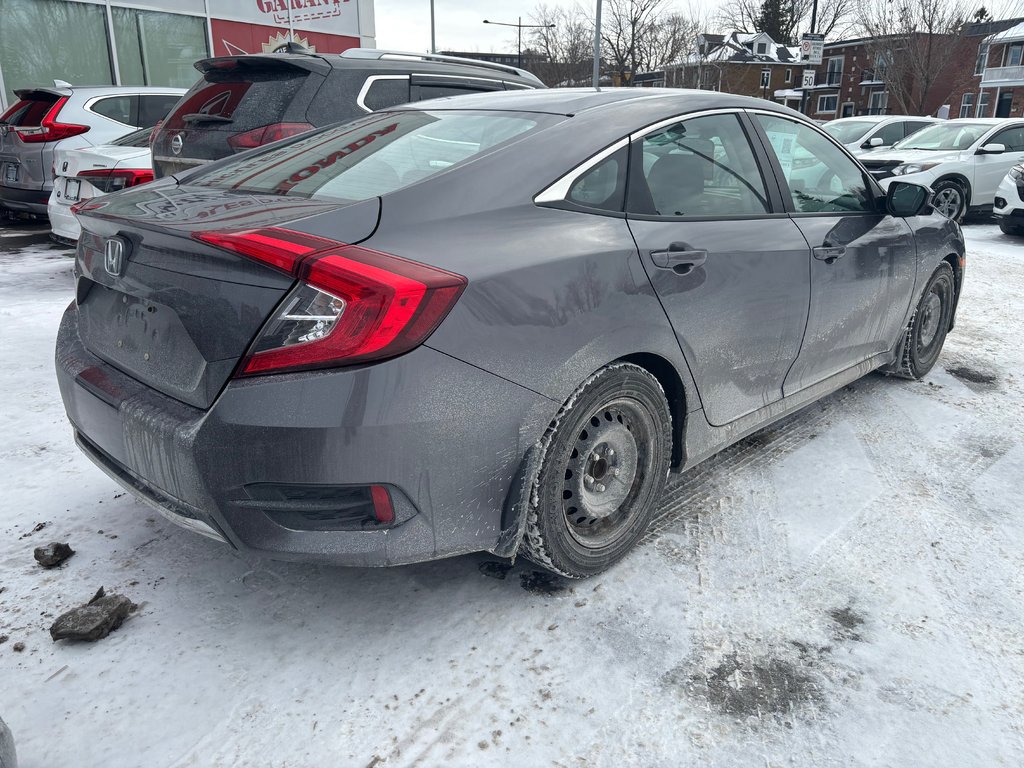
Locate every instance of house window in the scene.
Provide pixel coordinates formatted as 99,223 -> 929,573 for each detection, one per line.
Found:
1008,44 -> 1023,68
868,91 -> 888,114
875,55 -> 890,80
785,68 -> 792,83
975,43 -> 989,75
757,42 -> 767,54
816,94 -> 838,113
976,90 -> 990,117
960,92 -> 975,118
826,57 -> 844,86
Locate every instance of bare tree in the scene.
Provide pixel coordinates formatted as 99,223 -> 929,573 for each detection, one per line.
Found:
857,0 -> 974,115
716,0 -> 856,42
601,0 -> 696,81
527,4 -> 594,86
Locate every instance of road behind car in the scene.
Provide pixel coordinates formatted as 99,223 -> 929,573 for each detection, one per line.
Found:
1,223 -> 1023,765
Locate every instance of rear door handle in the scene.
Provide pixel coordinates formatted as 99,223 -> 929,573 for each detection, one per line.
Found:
812,245 -> 846,263
650,244 -> 708,275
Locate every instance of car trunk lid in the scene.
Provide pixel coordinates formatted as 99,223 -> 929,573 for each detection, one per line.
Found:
73,183 -> 381,409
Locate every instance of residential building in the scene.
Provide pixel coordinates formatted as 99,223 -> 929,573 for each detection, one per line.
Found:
949,19 -> 1024,118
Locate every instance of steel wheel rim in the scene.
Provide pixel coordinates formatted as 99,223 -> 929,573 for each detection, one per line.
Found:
918,290 -> 943,349
561,397 -> 655,548
934,188 -> 962,219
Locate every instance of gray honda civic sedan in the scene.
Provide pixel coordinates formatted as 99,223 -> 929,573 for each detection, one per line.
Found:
55,89 -> 964,578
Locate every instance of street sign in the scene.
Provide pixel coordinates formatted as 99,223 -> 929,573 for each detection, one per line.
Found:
760,69 -> 771,88
800,33 -> 825,65
801,69 -> 816,88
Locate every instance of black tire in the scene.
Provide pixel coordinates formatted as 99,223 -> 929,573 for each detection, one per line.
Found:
931,180 -> 967,222
885,262 -> 955,380
998,218 -> 1024,237
521,363 -> 672,578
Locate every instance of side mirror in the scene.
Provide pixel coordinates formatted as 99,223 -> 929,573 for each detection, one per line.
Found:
978,143 -> 1006,155
886,181 -> 932,217
867,137 -> 884,147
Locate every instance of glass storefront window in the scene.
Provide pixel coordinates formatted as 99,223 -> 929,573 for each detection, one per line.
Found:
0,0 -> 112,106
113,7 -> 208,89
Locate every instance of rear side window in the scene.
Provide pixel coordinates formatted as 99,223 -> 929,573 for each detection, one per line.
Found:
415,84 -> 502,102
139,94 -> 182,127
1,96 -> 58,126
193,111 -> 547,201
567,146 -> 627,213
110,127 -> 153,147
164,70 -> 307,131
91,95 -> 135,125
361,77 -> 410,111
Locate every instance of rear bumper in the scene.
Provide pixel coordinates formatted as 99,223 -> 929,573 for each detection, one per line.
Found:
47,188 -> 81,241
0,182 -> 50,214
56,305 -> 553,566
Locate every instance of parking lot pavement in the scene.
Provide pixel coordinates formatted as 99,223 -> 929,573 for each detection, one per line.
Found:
1,223 -> 1022,767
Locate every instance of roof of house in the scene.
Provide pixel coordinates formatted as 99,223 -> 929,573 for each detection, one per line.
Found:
668,31 -> 799,69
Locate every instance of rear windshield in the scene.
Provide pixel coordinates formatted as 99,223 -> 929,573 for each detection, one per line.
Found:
164,69 -> 308,131
1,95 -> 58,126
192,110 -> 547,201
111,128 -> 153,147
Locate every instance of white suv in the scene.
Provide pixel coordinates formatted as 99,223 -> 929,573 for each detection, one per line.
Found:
994,163 -> 1024,235
861,119 -> 1024,221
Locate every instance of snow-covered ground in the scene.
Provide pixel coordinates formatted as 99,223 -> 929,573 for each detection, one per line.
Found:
1,222 -> 1022,767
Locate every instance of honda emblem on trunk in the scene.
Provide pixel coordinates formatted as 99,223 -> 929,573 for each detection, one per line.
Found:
104,238 -> 127,277
170,134 -> 183,155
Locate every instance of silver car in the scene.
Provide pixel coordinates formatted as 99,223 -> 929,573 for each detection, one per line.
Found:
823,115 -> 938,155
0,84 -> 184,216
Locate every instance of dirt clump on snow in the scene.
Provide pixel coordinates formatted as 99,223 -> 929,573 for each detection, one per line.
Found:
33,542 -> 74,568
946,365 -> 998,385
519,571 -> 567,595
829,606 -> 866,642
478,561 -> 513,580
49,587 -> 136,642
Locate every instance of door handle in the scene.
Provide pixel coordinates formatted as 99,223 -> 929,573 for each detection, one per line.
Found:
650,243 -> 708,275
812,245 -> 846,263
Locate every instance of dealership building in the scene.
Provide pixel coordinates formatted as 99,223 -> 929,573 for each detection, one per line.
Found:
0,0 -> 376,110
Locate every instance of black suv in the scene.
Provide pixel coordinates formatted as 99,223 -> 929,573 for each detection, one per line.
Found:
151,49 -> 544,178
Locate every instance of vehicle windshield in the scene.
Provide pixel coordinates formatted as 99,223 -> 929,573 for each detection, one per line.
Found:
894,122 -> 990,150
191,110 -> 548,201
823,121 -> 878,143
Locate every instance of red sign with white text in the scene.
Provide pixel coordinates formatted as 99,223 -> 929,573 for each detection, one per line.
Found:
210,18 -> 359,57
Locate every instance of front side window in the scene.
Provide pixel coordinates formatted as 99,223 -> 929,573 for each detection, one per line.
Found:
991,126 -> 1024,151
756,114 -> 874,214
871,121 -> 903,146
627,112 -> 769,217
193,110 -> 547,201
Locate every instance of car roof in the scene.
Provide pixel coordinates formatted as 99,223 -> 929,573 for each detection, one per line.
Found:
385,87 -> 800,117
944,117 -> 1024,124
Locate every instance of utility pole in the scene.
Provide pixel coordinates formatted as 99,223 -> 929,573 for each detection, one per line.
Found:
593,0 -> 602,89
482,18 -> 555,70
430,0 -> 436,54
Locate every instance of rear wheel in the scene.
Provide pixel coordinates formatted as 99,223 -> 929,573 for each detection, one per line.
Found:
931,180 -> 967,222
885,262 -> 955,380
522,363 -> 672,578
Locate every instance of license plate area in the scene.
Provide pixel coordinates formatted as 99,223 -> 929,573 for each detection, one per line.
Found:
64,178 -> 81,202
4,163 -> 17,183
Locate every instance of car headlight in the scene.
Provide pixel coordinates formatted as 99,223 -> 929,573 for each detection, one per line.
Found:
1009,165 -> 1024,181
892,162 -> 941,176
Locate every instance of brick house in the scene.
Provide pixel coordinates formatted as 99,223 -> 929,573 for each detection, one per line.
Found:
799,18 -> 1024,120
648,31 -> 803,107
947,20 -> 1024,119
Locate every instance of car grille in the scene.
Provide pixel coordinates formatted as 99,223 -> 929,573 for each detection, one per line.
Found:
862,160 -> 902,181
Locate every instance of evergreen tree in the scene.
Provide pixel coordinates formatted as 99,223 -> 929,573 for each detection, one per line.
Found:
754,0 -> 793,45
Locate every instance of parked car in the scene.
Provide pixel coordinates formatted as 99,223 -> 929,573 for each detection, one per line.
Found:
0,85 -> 185,217
48,128 -> 155,244
994,162 -> 1024,235
56,89 -> 963,578
861,118 -> 1024,221
150,49 -> 544,179
823,115 -> 938,155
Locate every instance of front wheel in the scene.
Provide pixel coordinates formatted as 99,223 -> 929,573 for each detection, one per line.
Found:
885,262 -> 955,380
931,180 -> 967,222
998,217 -> 1024,236
522,363 -> 672,578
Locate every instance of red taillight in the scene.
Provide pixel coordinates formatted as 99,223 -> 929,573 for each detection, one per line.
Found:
150,120 -> 163,147
226,122 -> 314,150
77,168 -> 154,193
194,227 -> 467,376
15,97 -> 89,143
370,485 -> 394,524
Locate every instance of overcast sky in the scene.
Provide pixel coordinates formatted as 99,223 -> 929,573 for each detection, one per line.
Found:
373,0 -> 1024,54
374,0 -> 591,53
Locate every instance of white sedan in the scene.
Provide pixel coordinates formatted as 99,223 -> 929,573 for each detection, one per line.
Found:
861,119 -> 1024,221
47,127 -> 154,244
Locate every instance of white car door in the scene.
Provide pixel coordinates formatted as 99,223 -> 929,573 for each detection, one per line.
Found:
973,123 -> 1024,203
